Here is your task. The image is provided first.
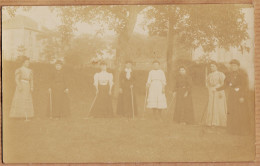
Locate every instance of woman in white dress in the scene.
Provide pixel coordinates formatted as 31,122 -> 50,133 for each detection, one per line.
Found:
146,60 -> 167,119
10,56 -> 34,121
90,61 -> 114,118
202,61 -> 227,128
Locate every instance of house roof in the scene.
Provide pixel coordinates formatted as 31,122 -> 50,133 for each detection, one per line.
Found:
2,15 -> 40,32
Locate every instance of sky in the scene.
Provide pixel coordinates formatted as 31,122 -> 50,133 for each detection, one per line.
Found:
2,6 -> 149,36
2,6 -> 253,37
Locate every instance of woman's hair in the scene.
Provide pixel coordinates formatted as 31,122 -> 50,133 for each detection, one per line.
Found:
17,56 -> 29,66
209,60 -> 218,68
152,60 -> 160,64
55,60 -> 63,65
178,65 -> 187,70
125,60 -> 133,64
100,61 -> 107,66
177,65 -> 189,75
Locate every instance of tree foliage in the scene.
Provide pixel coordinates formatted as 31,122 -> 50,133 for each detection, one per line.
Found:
3,6 -> 32,17
144,5 -> 249,53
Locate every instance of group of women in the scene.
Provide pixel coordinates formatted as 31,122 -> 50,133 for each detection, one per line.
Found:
9,57 -> 250,135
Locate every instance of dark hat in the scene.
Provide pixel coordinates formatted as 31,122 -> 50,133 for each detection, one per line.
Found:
55,60 -> 63,65
229,59 -> 240,66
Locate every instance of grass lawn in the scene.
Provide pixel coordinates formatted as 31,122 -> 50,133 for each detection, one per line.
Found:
3,85 -> 255,163
3,117 -> 255,163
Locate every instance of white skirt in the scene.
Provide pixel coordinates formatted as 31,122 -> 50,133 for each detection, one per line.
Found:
202,88 -> 227,126
146,80 -> 167,109
10,81 -> 34,118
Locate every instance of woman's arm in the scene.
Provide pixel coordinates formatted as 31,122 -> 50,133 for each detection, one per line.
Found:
30,70 -> 34,91
94,73 -> 99,94
109,73 -> 114,95
146,71 -> 152,88
15,69 -> 21,86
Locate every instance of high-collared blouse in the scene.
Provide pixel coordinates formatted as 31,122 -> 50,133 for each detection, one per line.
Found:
15,66 -> 33,89
147,69 -> 166,86
94,71 -> 113,86
207,71 -> 225,89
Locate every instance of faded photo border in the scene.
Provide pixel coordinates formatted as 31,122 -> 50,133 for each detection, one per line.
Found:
0,0 -> 259,165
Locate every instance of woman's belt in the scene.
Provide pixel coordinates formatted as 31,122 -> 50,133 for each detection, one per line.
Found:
99,83 -> 108,86
20,79 -> 29,82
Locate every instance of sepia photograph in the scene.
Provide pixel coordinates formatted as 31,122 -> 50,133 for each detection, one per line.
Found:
2,4 -> 255,163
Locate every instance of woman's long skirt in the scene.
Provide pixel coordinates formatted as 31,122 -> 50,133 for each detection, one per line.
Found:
227,90 -> 250,135
202,88 -> 227,127
147,80 -> 167,109
10,80 -> 34,118
117,87 -> 137,118
50,88 -> 70,118
90,85 -> 113,118
173,89 -> 194,124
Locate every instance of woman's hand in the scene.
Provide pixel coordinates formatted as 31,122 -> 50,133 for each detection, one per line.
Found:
17,84 -> 22,91
119,88 -> 123,94
146,83 -> 150,89
162,87 -> 165,94
64,88 -> 69,94
184,91 -> 188,98
239,97 -> 245,103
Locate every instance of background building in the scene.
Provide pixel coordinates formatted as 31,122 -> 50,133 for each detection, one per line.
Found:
2,15 -> 47,62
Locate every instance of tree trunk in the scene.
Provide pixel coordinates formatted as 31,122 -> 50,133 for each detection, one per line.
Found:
113,6 -> 140,97
166,8 -> 175,80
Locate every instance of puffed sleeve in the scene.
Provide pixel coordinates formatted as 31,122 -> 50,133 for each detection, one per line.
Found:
14,68 -> 21,85
30,70 -> 34,89
15,68 -> 20,76
109,73 -> 114,86
94,73 -> 99,87
216,72 -> 229,91
161,70 -> 167,86
219,72 -> 226,86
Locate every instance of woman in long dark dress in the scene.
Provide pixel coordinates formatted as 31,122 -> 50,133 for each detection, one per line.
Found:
172,66 -> 194,124
117,61 -> 137,119
217,59 -> 250,135
48,60 -> 70,119
90,62 -> 114,118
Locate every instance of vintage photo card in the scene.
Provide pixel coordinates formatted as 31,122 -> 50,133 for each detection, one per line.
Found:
2,4 -> 256,163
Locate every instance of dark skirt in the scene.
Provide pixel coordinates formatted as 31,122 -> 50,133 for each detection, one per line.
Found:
49,88 -> 70,118
117,87 -> 137,118
90,85 -> 114,118
227,90 -> 250,135
173,89 -> 194,124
